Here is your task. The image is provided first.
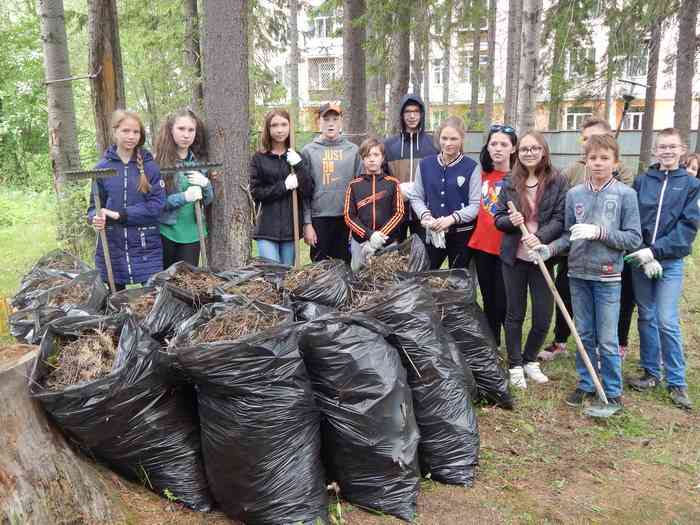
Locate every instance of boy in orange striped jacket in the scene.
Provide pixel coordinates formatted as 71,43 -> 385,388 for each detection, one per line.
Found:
344,137 -> 404,271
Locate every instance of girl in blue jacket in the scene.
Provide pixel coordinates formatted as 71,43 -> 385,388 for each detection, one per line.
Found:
154,109 -> 214,268
89,110 -> 166,289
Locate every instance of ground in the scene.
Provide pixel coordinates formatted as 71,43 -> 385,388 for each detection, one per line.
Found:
1,189 -> 699,524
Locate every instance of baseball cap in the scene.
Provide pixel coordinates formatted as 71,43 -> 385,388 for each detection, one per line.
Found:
319,102 -> 342,117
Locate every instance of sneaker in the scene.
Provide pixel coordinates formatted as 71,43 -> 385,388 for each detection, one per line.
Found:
628,371 -> 660,391
523,361 -> 549,384
668,387 -> 693,410
509,367 -> 527,389
539,342 -> 566,362
618,345 -> 628,360
565,388 -> 595,407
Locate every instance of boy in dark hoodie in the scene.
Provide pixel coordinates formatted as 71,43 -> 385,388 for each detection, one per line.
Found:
301,102 -> 361,263
384,94 -> 438,240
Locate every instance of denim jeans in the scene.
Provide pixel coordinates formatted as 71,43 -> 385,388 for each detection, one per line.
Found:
256,239 -> 295,266
631,258 -> 686,388
569,277 -> 623,398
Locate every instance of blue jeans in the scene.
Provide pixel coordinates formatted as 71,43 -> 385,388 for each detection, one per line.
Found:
569,278 -> 623,398
256,239 -> 295,266
631,258 -> 686,388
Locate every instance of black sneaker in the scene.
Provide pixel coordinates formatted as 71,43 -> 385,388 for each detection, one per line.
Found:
607,396 -> 624,409
668,387 -> 693,410
565,389 -> 595,407
628,371 -> 660,391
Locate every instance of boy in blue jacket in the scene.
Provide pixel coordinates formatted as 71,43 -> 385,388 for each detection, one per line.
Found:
625,128 -> 700,410
534,134 -> 641,413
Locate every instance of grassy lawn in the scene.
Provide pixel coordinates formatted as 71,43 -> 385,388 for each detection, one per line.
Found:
2,190 -> 699,524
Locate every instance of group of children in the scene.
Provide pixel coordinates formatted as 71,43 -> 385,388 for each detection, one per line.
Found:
90,99 -> 699,414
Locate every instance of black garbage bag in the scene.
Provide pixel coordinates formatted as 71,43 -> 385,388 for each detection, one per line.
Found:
299,313 -> 420,521
168,306 -> 328,525
374,234 -> 430,273
282,259 -> 351,308
147,261 -> 229,306
401,268 -> 478,304
293,300 -> 338,322
433,289 -> 513,409
107,286 -> 158,316
9,305 -> 68,344
29,315 -> 213,511
28,249 -> 92,275
140,287 -> 195,342
11,269 -> 73,310
362,283 -> 480,486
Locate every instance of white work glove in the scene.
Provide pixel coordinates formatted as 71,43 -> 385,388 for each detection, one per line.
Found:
570,223 -> 601,241
284,174 -> 298,191
399,182 -> 413,200
184,185 -> 202,202
430,230 -> 446,249
625,248 -> 655,267
369,231 -> 387,250
186,171 -> 209,187
528,244 -> 552,263
642,259 -> 663,279
286,149 -> 302,167
421,214 -> 435,229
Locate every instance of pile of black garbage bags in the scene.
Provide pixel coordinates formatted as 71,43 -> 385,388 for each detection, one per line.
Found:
15,238 -> 513,524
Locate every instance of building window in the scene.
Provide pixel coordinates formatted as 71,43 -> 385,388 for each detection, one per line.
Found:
625,47 -> 649,78
459,45 -> 489,83
566,47 -> 595,80
622,110 -> 644,130
308,58 -> 336,90
313,16 -> 334,38
565,106 -> 593,130
432,59 -> 446,85
431,110 -> 448,130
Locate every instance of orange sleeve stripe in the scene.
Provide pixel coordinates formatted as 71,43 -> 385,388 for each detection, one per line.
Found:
380,180 -> 405,236
344,183 -> 367,237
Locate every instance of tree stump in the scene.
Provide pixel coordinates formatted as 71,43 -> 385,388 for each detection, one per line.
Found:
0,347 -> 125,524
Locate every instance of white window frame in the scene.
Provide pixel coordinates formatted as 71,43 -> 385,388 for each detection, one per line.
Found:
431,110 -> 448,130
565,107 -> 593,130
625,47 -> 649,78
566,47 -> 596,80
460,44 -> 489,83
308,57 -> 336,91
432,58 -> 445,85
622,110 -> 644,130
314,16 -> 333,39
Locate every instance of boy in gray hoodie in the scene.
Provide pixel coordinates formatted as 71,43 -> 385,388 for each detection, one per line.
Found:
301,103 -> 361,263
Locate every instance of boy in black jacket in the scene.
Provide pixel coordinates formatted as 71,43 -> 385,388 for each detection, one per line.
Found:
344,137 -> 404,271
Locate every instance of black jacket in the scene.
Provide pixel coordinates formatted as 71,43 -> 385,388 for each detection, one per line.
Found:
249,151 -> 314,241
493,172 -> 568,266
344,172 -> 404,243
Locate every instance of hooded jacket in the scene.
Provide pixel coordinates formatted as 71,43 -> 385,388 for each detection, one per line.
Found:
384,94 -> 439,185
633,164 -> 700,260
301,135 -> 361,222
344,171 -> 404,243
87,146 -> 165,284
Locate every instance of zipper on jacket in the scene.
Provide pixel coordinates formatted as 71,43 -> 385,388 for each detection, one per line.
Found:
372,176 -> 376,231
651,171 -> 669,244
123,163 -> 134,284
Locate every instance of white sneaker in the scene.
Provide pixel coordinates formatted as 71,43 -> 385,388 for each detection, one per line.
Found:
523,361 -> 549,384
509,367 -> 527,389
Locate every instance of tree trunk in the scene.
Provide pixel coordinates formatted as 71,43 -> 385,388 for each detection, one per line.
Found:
672,0 -> 697,144
695,99 -> 700,153
343,0 -> 367,145
0,351 -> 125,524
38,0 -> 81,195
423,23 -> 431,124
289,0 -> 300,134
88,0 -> 126,156
468,0 -> 483,130
504,0 -> 522,126
516,0 -> 541,133
202,0 -> 251,269
388,7 -> 411,135
142,79 -> 158,138
441,0 -> 453,110
183,0 -> 203,111
547,16 -> 565,131
603,52 -> 614,124
481,0 -> 496,130
376,68 -> 387,134
639,20 -> 661,173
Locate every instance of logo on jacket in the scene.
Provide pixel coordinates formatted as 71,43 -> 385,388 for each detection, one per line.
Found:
159,180 -> 165,188
604,198 -> 618,221
322,148 -> 343,185
575,203 -> 585,220
481,180 -> 502,216
457,176 -> 465,187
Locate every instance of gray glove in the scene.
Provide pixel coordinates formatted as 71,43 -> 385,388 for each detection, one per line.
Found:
429,230 -> 446,249
528,244 -> 552,263
625,248 -> 654,267
369,231 -> 387,250
642,259 -> 663,279
286,149 -> 302,167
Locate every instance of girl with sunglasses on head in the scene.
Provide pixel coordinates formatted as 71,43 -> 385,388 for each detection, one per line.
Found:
468,125 -> 517,349
493,131 -> 568,389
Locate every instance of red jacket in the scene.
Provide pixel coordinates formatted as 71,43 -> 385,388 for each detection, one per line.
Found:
344,172 -> 404,242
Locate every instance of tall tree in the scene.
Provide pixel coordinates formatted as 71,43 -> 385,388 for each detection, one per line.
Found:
516,0 -> 542,132
88,0 -> 125,155
289,0 -> 300,132
467,0 -> 483,130
344,0 -> 367,143
639,20 -> 662,173
481,0 -> 496,130
441,0 -> 454,110
672,0 -> 697,143
388,3 -> 411,134
202,0 -> 251,268
504,0 -> 522,126
184,0 -> 203,111
38,0 -> 81,193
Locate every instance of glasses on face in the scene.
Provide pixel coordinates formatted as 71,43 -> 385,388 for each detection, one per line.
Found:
656,144 -> 682,152
403,109 -> 421,115
519,146 -> 543,155
490,124 -> 515,134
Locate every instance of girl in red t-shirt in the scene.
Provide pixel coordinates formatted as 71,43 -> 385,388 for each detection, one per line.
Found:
468,125 -> 518,347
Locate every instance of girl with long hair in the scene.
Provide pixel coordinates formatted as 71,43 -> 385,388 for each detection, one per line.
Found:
493,131 -> 568,389
154,108 -> 214,268
88,110 -> 165,289
250,109 -> 314,265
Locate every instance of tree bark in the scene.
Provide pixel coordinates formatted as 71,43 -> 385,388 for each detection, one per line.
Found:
38,0 -> 81,195
142,79 -> 158,138
202,0 -> 251,269
546,14 -> 565,131
289,0 -> 300,133
343,0 -> 367,145
423,21 -> 431,124
183,0 -> 203,112
388,6 -> 411,135
0,351 -> 125,524
504,0 -> 522,126
468,0 -> 483,130
482,0 -> 496,131
672,0 -> 697,144
639,20 -> 661,173
695,98 -> 700,153
441,0 -> 453,110
88,0 -> 126,156
516,0 -> 542,133
603,52 -> 614,125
